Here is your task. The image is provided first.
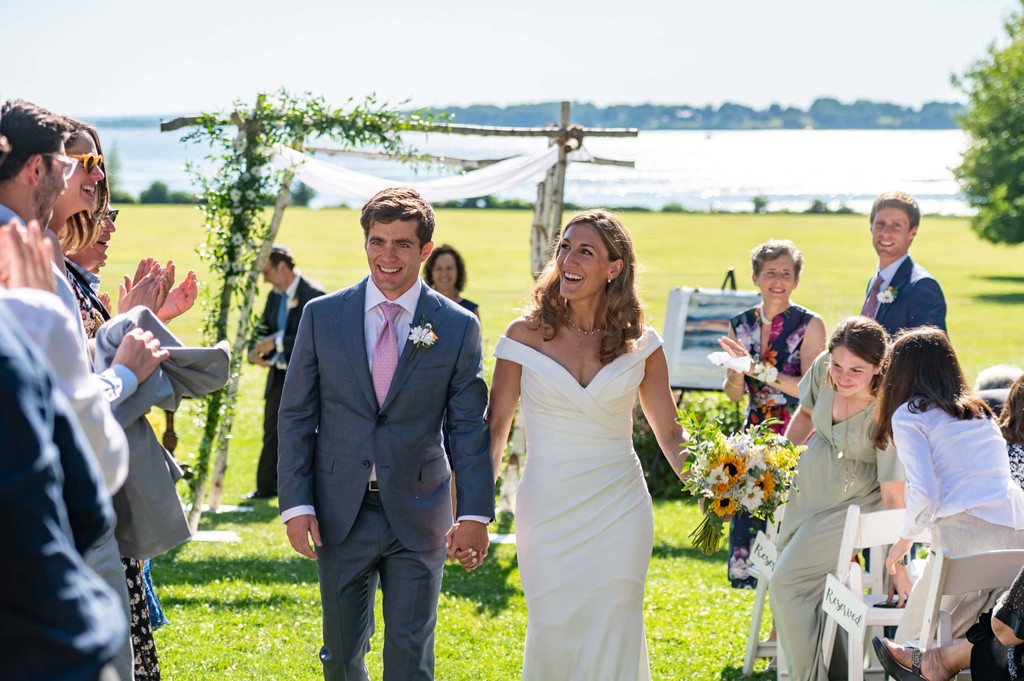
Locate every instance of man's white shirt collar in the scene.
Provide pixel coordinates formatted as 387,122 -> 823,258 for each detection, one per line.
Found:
364,277 -> 423,317
282,272 -> 302,305
876,253 -> 910,287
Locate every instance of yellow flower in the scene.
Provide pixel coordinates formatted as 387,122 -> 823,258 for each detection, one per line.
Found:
712,496 -> 738,517
718,454 -> 746,483
754,473 -> 776,499
714,481 -> 732,496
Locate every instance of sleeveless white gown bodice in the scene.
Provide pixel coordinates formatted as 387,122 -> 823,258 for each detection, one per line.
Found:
495,328 -> 663,681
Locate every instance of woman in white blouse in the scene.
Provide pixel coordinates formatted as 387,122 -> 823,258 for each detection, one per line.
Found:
872,326 -> 1024,642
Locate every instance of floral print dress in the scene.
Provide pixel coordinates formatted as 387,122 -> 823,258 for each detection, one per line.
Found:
727,304 -> 814,588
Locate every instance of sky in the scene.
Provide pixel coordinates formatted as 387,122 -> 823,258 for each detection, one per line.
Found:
4,0 -> 1020,117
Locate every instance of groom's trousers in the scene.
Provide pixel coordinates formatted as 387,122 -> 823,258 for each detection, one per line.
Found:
316,491 -> 446,681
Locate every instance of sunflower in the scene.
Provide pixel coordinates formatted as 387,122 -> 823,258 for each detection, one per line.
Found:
718,454 -> 746,483
754,473 -> 776,499
712,496 -> 738,517
714,481 -> 732,496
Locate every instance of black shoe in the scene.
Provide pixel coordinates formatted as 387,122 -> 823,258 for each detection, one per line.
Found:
243,490 -> 276,500
872,636 -> 927,681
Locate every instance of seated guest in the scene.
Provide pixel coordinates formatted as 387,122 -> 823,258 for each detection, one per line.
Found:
874,562 -> 1024,680
975,364 -> 1024,414
873,327 -> 1024,642
999,373 -> 1024,489
768,317 -> 907,681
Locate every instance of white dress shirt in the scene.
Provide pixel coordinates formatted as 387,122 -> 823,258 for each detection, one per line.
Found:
271,272 -> 304,369
867,253 -> 910,294
893,402 -> 1024,538
0,290 -> 130,494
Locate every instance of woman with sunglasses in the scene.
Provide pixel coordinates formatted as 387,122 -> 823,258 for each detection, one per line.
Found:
52,118 -> 167,681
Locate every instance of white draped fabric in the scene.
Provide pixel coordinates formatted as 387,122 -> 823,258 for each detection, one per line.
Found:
273,144 -> 592,202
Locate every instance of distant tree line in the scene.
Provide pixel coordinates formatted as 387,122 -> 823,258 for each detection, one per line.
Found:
427,99 -> 963,130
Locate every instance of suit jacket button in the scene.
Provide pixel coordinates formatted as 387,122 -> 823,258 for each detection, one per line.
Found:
362,460 -> 371,468
376,415 -> 387,426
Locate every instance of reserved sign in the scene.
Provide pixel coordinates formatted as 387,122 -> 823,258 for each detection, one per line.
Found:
821,573 -> 868,642
749,531 -> 778,577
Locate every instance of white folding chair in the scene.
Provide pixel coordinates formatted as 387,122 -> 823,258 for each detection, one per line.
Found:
821,505 -> 930,681
916,548 -> 1024,679
743,506 -> 789,679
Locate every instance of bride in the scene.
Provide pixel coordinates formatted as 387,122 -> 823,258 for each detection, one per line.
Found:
487,209 -> 686,680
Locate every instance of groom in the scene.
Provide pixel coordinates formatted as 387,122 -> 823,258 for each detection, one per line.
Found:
278,187 -> 494,681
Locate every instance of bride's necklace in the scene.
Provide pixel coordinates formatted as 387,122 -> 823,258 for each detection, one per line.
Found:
565,315 -> 604,336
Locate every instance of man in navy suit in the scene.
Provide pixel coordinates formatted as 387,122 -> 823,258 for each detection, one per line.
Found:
860,191 -> 947,335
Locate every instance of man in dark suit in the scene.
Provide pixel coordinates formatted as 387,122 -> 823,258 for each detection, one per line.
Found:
860,191 -> 947,335
278,188 -> 493,681
246,245 -> 325,499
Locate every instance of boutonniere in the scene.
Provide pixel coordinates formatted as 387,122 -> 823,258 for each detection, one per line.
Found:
287,296 -> 300,310
408,316 -> 438,358
877,286 -> 897,305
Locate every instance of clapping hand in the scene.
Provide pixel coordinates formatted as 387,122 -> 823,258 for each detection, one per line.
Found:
0,219 -> 56,293
157,265 -> 198,323
118,257 -> 170,315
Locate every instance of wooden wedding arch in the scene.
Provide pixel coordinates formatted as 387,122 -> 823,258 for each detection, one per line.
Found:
160,95 -> 636,529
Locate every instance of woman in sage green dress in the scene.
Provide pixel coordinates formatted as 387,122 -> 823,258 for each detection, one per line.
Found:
768,317 -> 911,681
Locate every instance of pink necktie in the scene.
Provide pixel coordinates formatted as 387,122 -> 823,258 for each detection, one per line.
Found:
372,302 -> 403,407
860,274 -> 884,318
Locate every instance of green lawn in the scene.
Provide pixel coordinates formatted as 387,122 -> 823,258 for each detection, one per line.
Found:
105,206 -> 1022,680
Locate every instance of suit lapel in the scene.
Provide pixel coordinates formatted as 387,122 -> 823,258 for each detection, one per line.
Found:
340,280 -> 378,411
876,257 -> 914,326
380,286 -> 444,411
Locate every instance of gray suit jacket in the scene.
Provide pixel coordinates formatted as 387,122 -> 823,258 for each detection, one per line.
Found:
94,307 -> 230,559
278,279 -> 493,552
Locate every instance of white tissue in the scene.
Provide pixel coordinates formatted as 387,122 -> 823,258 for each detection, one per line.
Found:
707,352 -> 753,373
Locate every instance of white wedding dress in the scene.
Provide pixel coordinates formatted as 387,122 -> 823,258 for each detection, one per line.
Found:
495,328 -> 662,681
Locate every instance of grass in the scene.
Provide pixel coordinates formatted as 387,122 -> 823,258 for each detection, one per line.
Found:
105,206 -> 1022,680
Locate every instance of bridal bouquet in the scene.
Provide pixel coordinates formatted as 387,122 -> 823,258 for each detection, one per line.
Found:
677,412 -> 804,555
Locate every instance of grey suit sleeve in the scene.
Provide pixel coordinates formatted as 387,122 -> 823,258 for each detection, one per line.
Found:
277,303 -> 321,513
445,315 -> 494,520
909,277 -> 947,332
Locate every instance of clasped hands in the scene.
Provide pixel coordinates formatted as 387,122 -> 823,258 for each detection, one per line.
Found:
284,514 -> 491,573
446,520 -> 490,572
248,336 -> 277,367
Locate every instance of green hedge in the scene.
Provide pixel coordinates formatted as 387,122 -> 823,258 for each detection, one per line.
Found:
634,390 -> 747,499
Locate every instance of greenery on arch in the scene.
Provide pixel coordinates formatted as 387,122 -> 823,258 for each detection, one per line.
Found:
179,90 -> 433,517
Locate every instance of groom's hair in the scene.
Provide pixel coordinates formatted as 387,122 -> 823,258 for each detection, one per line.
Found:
360,187 -> 435,247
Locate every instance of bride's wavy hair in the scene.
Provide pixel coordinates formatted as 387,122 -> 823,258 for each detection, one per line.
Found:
524,209 -> 644,364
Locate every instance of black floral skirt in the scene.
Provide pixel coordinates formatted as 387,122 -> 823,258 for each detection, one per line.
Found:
123,557 -> 161,679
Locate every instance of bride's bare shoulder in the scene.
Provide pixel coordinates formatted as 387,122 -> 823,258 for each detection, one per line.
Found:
504,316 -> 545,348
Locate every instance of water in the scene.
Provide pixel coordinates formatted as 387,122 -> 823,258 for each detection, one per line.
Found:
95,121 -> 971,215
